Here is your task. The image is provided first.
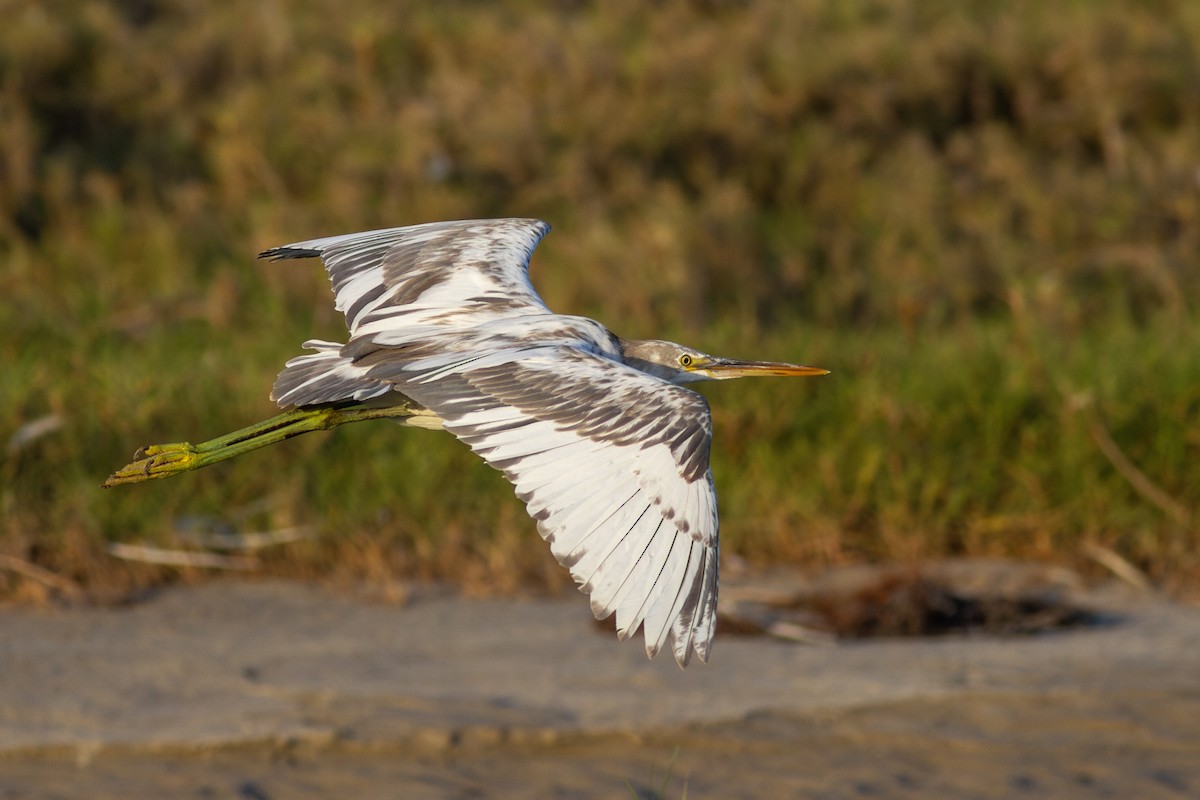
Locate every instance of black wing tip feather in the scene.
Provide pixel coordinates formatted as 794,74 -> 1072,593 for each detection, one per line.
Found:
255,219 -> 550,262
257,245 -> 323,262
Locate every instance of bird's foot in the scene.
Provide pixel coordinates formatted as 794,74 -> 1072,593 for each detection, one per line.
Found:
103,442 -> 201,487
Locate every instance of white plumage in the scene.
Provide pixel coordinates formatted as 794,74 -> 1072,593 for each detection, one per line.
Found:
258,218 -> 825,667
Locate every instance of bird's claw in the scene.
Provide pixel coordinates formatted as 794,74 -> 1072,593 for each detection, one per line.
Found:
102,442 -> 199,488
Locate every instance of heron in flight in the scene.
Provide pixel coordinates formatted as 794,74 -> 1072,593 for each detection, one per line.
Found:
105,219 -> 827,666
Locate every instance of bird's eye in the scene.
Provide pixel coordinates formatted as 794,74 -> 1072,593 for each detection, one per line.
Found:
679,354 -> 694,367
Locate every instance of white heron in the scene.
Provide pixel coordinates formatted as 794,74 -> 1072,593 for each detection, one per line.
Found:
105,219 -> 827,666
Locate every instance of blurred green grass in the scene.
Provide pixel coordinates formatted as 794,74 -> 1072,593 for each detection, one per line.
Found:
1,0 -> 1197,596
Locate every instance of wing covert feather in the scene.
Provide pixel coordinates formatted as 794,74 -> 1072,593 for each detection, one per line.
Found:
395,349 -> 720,666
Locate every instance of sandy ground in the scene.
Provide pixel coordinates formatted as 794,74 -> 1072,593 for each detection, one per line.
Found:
0,577 -> 1197,798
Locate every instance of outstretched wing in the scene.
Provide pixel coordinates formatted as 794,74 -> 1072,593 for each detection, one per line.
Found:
260,218 -> 551,335
387,346 -> 719,667
262,219 -> 565,407
260,219 -> 720,665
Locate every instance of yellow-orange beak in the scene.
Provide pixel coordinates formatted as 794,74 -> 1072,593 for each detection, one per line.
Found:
693,358 -> 830,380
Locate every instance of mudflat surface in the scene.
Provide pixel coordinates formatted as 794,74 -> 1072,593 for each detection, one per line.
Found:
0,579 -> 1197,798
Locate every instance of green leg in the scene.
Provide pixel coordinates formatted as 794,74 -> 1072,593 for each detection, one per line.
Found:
102,401 -> 421,488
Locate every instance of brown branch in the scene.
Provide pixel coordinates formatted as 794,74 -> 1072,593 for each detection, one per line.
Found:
106,543 -> 259,571
0,554 -> 85,599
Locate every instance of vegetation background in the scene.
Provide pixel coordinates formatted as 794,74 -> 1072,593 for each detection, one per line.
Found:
1,0 -> 1197,601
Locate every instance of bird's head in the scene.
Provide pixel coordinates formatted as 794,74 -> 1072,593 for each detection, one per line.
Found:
618,339 -> 829,385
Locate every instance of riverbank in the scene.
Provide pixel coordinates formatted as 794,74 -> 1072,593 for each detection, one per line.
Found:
1,572 -> 1197,797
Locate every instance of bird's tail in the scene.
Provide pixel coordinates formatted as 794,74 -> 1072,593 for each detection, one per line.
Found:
271,339 -> 393,408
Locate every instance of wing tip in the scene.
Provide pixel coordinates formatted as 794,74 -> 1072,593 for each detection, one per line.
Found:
257,218 -> 550,262
257,245 -> 323,262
